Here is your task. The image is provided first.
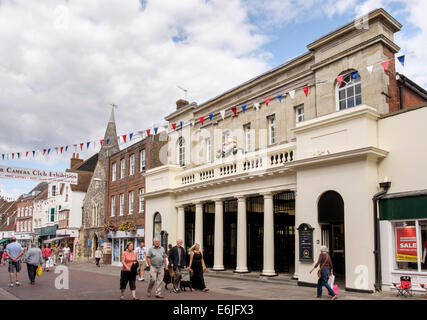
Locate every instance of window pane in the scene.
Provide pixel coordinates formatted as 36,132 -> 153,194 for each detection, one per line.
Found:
394,222 -> 418,271
348,97 -> 355,108
339,89 -> 345,100
339,100 -> 346,110
355,95 -> 362,106
346,86 -> 354,97
355,84 -> 361,95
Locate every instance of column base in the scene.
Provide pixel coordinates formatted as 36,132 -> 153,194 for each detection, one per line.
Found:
261,270 -> 278,277
234,268 -> 249,274
212,266 -> 225,271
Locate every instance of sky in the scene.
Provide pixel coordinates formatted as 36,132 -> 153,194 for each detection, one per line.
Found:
0,0 -> 426,199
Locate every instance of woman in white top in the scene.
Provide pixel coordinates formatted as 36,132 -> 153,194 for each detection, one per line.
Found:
62,243 -> 71,264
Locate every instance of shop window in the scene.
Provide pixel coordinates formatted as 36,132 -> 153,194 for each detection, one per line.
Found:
394,221 -> 418,271
421,221 -> 427,272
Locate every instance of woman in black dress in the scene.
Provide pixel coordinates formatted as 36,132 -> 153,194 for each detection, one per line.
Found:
188,243 -> 209,292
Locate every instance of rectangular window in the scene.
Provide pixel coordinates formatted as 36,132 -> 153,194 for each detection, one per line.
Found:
17,208 -> 20,217
119,194 -> 124,216
140,149 -> 146,171
128,191 -> 134,215
205,138 -> 211,163
296,106 -> 304,123
130,154 -> 135,176
29,220 -> 31,232
244,124 -> 251,152
268,115 -> 276,145
25,207 -> 28,217
139,188 -> 145,213
111,196 -> 115,217
112,162 -> 117,181
52,185 -> 56,197
29,206 -> 32,216
120,159 -> 125,179
50,208 -> 55,222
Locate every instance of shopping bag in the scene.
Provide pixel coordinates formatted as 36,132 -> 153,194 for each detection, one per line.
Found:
36,265 -> 43,277
328,274 -> 335,288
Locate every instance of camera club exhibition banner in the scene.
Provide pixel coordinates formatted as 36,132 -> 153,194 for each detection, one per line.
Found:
0,165 -> 78,185
396,226 -> 418,262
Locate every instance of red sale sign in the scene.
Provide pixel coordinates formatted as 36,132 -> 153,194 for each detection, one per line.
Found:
396,227 -> 418,262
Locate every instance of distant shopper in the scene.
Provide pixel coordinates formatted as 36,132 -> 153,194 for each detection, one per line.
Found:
3,250 -> 8,265
120,242 -> 139,300
25,243 -> 44,285
188,243 -> 208,292
146,238 -> 168,299
21,245 -> 27,263
135,242 -> 146,281
95,247 -> 103,267
42,244 -> 52,272
5,237 -> 24,287
310,246 -> 337,300
0,244 -> 4,264
62,243 -> 70,264
52,244 -> 60,265
168,239 -> 187,293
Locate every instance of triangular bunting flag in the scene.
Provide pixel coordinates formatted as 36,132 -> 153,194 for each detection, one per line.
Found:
277,94 -> 283,103
65,146 -> 69,152
86,142 -> 91,149
366,65 -> 373,73
80,143 -> 84,150
289,90 -> 295,99
122,135 -> 127,143
253,102 -> 260,110
397,55 -> 405,67
17,153 -> 20,159
209,113 -> 213,120
11,153 -> 14,159
100,140 -> 104,146
154,127 -> 158,134
191,120 -> 195,126
220,110 -> 226,119
351,71 -> 359,80
200,116 -> 204,125
47,148 -> 51,155
232,107 -> 237,116
336,75 -> 344,86
381,61 -> 390,72
180,121 -> 183,128
172,123 -> 177,130
146,129 -> 151,137
43,149 -> 47,156
129,133 -> 133,141
55,147 -> 59,154
60,146 -> 64,153
2,154 -> 4,160
32,151 -> 35,157
264,97 -> 270,107
303,86 -> 309,97
26,151 -> 29,157
242,104 -> 247,113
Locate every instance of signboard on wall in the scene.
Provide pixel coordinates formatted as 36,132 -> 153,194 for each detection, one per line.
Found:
0,165 -> 78,184
396,226 -> 418,262
297,223 -> 314,262
103,242 -> 112,254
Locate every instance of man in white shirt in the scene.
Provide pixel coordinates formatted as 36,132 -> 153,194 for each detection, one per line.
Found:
62,243 -> 71,264
135,241 -> 146,281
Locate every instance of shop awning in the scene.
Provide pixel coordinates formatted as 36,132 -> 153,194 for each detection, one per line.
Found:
0,238 -> 9,244
43,236 -> 67,243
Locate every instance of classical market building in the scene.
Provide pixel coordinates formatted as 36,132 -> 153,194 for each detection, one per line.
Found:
144,8 -> 427,293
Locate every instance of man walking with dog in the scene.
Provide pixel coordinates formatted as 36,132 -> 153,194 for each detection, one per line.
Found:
169,239 -> 187,293
146,238 -> 168,299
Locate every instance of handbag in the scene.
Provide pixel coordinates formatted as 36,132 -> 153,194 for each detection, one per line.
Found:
130,261 -> 138,275
36,265 -> 43,277
317,255 -> 328,278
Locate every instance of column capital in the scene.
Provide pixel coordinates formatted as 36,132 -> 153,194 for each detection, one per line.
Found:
194,201 -> 204,206
261,192 -> 274,198
213,198 -> 224,203
236,195 -> 247,201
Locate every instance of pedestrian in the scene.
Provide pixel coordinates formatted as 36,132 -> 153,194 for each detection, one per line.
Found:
42,243 -> 52,272
0,244 -> 4,264
21,245 -> 27,263
25,243 -> 44,285
62,243 -> 70,264
3,250 -> 8,265
310,245 -> 337,300
95,247 -> 103,267
5,237 -> 24,287
119,241 -> 139,300
188,243 -> 209,292
135,242 -> 146,281
168,239 -> 187,293
146,238 -> 168,299
52,244 -> 60,265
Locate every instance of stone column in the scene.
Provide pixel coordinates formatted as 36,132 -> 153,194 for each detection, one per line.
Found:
177,205 -> 185,244
262,192 -> 276,276
235,196 -> 248,273
195,202 -> 204,252
213,199 -> 224,271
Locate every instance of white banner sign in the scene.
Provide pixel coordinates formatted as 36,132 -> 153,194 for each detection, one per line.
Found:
0,165 -> 78,184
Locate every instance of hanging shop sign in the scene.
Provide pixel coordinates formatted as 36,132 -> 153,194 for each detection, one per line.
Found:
298,223 -> 314,262
0,165 -> 78,184
396,226 -> 418,262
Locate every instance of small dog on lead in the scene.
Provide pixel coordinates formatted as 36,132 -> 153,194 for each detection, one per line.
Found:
180,280 -> 193,292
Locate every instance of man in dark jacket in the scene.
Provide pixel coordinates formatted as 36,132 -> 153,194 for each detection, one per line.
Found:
168,239 -> 187,293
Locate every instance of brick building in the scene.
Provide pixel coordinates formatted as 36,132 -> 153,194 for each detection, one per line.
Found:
104,133 -> 167,265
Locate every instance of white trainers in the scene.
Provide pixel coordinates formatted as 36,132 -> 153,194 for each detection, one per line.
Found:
15,281 -> 21,286
9,283 -> 14,287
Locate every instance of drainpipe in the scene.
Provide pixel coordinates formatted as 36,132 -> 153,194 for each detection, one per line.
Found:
373,181 -> 391,292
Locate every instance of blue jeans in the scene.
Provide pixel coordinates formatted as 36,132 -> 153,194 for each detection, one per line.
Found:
317,268 -> 335,297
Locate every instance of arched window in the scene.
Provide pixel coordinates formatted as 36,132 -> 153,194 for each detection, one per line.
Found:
153,212 -> 162,240
177,137 -> 185,167
336,71 -> 362,111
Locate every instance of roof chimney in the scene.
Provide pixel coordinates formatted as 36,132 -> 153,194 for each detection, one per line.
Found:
176,99 -> 189,110
70,153 -> 84,169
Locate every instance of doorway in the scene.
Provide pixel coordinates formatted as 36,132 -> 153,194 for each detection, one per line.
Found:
223,200 -> 237,270
247,197 -> 264,271
203,203 -> 215,268
318,191 -> 345,280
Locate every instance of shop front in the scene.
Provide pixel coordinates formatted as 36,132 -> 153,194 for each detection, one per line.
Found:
15,233 -> 33,248
56,229 -> 79,262
39,225 -> 58,246
380,192 -> 427,292
110,227 -> 145,267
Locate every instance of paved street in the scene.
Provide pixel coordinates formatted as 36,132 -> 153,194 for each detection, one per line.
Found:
0,262 -> 426,300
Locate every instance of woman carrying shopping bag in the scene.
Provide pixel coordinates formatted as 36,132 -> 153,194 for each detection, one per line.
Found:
310,246 -> 337,300
42,244 -> 52,272
25,244 -> 44,285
